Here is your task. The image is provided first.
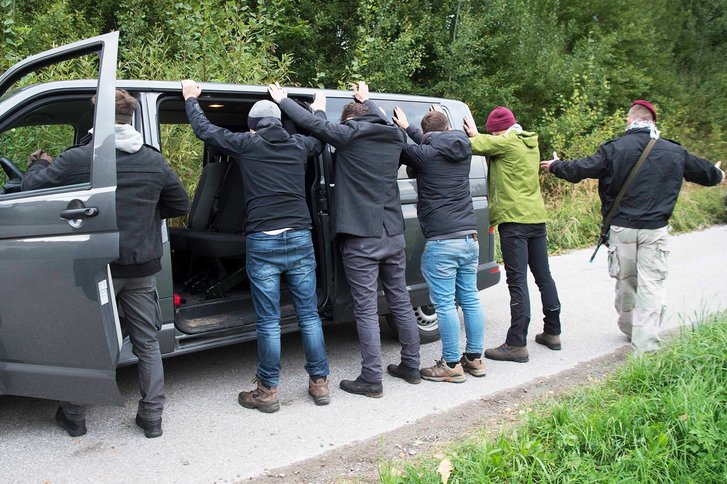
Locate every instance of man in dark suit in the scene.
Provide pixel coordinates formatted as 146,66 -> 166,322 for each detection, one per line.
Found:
269,81 -> 421,398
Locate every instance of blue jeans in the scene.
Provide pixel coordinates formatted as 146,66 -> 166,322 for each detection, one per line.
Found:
421,237 -> 485,363
246,230 -> 329,388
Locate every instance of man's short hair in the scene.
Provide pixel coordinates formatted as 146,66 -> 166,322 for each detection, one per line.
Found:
421,111 -> 449,134
340,102 -> 370,122
628,104 -> 654,123
90,89 -> 137,124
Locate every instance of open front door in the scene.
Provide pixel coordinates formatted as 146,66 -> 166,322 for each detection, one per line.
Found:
0,32 -> 123,405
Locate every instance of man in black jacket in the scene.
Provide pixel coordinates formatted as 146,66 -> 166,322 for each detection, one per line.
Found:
394,106 -> 486,383
181,80 -> 330,412
541,100 -> 725,352
269,81 -> 420,398
22,89 -> 190,438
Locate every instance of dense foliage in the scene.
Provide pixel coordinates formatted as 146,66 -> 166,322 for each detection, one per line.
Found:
1,0 -> 724,159
2,0 -> 725,244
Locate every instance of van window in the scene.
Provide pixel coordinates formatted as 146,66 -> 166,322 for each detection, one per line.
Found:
0,97 -> 89,195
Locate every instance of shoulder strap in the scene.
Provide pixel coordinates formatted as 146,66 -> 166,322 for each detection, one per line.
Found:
602,137 -> 658,229
589,137 -> 658,263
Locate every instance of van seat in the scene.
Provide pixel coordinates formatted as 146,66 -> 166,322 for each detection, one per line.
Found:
170,155 -> 247,298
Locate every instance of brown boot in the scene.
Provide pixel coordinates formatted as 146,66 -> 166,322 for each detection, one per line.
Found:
535,332 -> 562,350
459,354 -> 487,377
420,359 -> 466,383
484,343 -> 529,363
308,377 -> 330,406
238,379 -> 280,413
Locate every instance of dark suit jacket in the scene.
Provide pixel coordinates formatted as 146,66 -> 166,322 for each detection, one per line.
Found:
279,98 -> 406,237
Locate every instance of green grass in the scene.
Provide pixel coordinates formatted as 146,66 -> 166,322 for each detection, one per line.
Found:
380,313 -> 727,483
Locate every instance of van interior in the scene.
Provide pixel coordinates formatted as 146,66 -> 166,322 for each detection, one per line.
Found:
155,94 -> 327,336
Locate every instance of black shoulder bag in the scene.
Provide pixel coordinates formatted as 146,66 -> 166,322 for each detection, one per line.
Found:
589,137 -> 658,263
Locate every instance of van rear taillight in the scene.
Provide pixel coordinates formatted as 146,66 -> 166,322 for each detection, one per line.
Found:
489,267 -> 500,273
489,226 -> 495,234
173,292 -> 183,308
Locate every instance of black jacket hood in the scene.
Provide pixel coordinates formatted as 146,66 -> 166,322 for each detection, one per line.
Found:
423,130 -> 472,162
255,117 -> 291,143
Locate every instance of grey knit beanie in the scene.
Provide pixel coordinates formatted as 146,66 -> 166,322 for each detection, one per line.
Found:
248,100 -> 281,130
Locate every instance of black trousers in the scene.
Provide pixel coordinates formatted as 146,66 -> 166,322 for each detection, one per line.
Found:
498,223 -> 561,347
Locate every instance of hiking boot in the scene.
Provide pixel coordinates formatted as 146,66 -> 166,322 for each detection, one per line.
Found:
238,379 -> 280,413
308,377 -> 330,406
339,377 -> 383,398
55,406 -> 87,437
459,354 -> 487,377
387,363 -> 422,384
135,414 -> 163,438
535,332 -> 562,350
484,343 -> 529,363
419,359 -> 466,383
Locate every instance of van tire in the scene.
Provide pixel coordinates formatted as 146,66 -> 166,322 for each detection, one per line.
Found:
384,305 -> 441,344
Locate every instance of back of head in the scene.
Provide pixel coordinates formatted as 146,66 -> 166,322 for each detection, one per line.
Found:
629,100 -> 657,123
91,89 -> 137,124
485,106 -> 516,134
421,111 -> 449,134
248,100 -> 281,130
340,102 -> 370,123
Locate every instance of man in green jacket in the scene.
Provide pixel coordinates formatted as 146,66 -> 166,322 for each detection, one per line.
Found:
464,106 -> 561,362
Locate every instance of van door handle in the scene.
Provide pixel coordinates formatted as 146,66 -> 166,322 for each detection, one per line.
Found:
60,207 -> 99,219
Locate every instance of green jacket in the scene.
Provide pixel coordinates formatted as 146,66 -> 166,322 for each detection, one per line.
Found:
470,130 -> 547,226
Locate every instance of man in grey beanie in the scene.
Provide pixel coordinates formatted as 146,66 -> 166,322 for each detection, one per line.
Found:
181,80 -> 331,413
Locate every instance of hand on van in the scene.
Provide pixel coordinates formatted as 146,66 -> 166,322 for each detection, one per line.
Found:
392,106 -> 409,129
351,81 -> 369,102
267,82 -> 288,104
310,92 -> 326,113
29,149 -> 53,164
181,80 -> 202,100
463,116 -> 479,137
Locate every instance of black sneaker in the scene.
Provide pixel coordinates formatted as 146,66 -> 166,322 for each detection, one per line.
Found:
135,414 -> 163,438
339,377 -> 383,398
55,406 -> 87,437
387,363 -> 421,384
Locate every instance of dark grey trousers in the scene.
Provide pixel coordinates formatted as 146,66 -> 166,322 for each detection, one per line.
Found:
341,232 -> 420,383
62,275 -> 165,420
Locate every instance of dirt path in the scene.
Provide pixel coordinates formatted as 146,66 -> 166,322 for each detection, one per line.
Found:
249,347 -> 630,483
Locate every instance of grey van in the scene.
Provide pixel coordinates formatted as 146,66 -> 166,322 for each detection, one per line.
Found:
0,33 -> 500,405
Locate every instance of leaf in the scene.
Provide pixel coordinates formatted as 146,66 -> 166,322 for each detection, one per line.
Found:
437,458 -> 453,484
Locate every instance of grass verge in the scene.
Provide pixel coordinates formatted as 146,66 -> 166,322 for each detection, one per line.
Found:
380,313 -> 727,483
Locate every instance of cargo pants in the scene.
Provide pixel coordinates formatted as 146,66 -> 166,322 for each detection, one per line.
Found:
607,226 -> 669,352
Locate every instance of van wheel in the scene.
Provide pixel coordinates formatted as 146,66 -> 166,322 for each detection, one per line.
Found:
385,305 -> 441,344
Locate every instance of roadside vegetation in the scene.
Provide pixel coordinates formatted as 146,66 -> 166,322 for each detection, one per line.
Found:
379,312 -> 727,483
2,1 -> 725,244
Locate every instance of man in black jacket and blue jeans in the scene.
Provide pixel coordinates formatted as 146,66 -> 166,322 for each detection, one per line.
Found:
181,80 -> 330,412
23,89 -> 190,438
269,81 -> 420,398
541,100 -> 725,352
394,105 -> 486,383
394,106 -> 486,383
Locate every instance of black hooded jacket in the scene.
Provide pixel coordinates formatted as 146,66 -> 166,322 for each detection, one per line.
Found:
185,97 -> 324,233
550,128 -> 723,229
22,141 -> 190,278
400,127 -> 476,239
